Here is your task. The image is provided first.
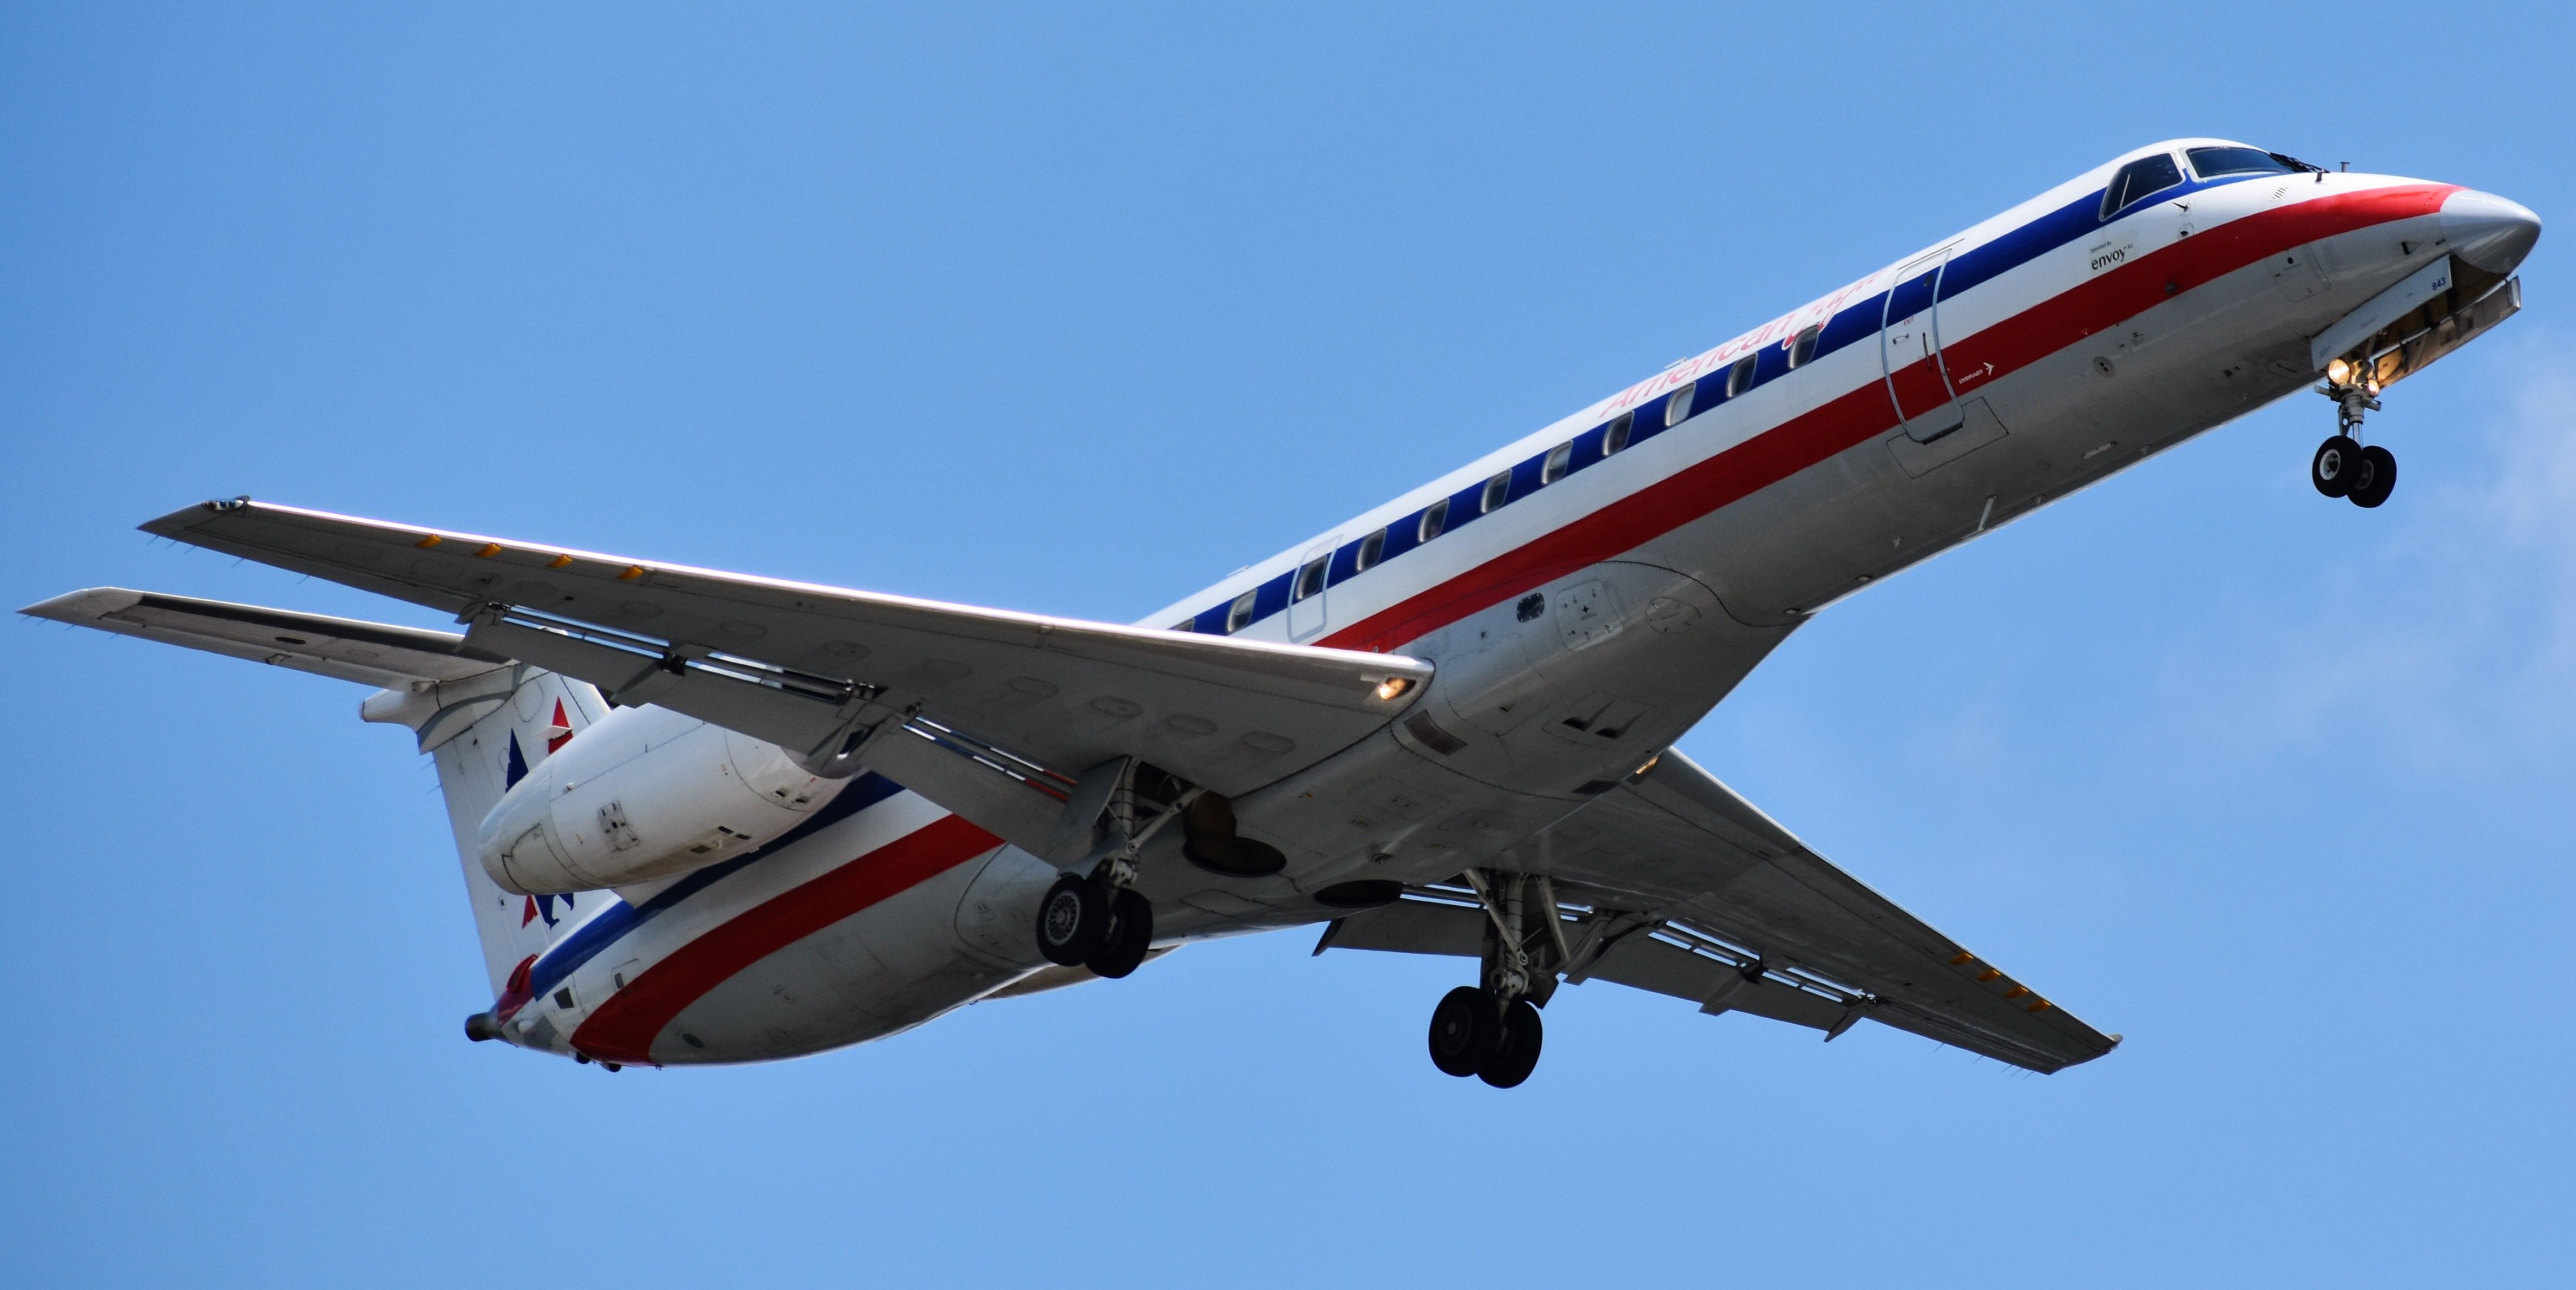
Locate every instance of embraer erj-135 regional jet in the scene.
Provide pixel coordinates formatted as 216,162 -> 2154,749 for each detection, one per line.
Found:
30,140 -> 2539,1086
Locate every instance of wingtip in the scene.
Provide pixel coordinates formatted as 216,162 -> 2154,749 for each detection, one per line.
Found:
19,587 -> 140,622
137,495 -> 253,539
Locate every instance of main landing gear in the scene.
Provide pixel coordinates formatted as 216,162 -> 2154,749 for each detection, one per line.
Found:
1033,757 -> 1169,979
1036,872 -> 1153,978
1423,869 -> 1567,1088
1428,985 -> 1543,1088
2311,372 -> 2398,509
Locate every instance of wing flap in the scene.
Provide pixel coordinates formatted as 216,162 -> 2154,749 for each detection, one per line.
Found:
22,587 -> 506,689
1319,897 -> 1903,1040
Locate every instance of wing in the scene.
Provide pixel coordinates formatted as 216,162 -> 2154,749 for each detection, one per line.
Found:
1319,748 -> 2118,1073
134,499 -> 1432,856
22,587 -> 508,689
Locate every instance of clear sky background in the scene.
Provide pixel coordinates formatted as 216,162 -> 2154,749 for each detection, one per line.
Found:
4,4 -> 2568,1286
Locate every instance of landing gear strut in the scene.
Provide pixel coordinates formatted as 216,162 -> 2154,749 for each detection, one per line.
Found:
2312,372 -> 2398,508
1033,759 -> 1168,979
1423,869 -> 1563,1088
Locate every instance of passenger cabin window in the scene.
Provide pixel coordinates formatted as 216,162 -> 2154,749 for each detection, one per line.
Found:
1603,412 -> 1633,455
1726,354 -> 1757,398
1293,555 -> 1329,602
2099,153 -> 2184,219
1418,497 -> 1449,542
1226,589 -> 1257,633
1480,469 -> 1512,514
1664,381 -> 1697,428
1356,528 -> 1385,572
1541,442 -> 1572,484
2186,146 -> 2297,179
1789,324 -> 1821,369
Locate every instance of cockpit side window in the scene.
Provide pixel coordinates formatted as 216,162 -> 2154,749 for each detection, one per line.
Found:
2186,146 -> 2296,180
2099,153 -> 2184,220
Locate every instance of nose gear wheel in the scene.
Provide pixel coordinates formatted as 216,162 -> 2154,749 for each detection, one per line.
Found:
2311,435 -> 2363,497
2348,445 -> 2397,508
2312,375 -> 2399,508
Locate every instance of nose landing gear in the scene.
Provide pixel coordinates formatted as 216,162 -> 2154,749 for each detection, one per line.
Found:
2311,374 -> 2398,509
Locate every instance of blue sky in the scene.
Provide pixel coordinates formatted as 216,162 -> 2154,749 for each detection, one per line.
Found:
4,4 -> 2569,1286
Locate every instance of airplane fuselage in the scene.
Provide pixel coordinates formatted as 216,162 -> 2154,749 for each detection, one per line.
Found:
466,142 -> 2533,1067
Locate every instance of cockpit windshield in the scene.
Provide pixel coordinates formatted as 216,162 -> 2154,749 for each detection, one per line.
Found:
2099,153 -> 2184,219
2187,146 -> 2300,179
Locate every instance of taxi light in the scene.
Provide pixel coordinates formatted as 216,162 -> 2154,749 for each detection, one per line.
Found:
2326,357 -> 2354,385
1374,677 -> 1412,700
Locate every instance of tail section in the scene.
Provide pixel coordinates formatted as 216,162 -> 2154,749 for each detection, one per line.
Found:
381,666 -> 614,994
21,588 -> 610,1000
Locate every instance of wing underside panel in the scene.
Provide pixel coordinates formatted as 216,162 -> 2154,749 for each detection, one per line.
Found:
1320,750 -> 2118,1073
127,499 -> 1437,856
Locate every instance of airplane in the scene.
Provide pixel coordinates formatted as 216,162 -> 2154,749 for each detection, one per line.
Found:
26,139 -> 2538,1087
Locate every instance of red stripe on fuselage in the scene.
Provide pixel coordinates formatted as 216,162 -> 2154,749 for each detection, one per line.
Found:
570,813 -> 1003,1065
1321,183 -> 2457,654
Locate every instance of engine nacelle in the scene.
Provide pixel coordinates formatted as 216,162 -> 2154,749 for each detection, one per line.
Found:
476,705 -> 844,895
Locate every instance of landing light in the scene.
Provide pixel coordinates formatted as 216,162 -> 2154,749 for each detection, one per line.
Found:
1374,677 -> 1412,700
2325,357 -> 2354,385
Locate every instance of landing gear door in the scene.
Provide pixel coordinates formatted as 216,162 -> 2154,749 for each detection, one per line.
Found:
1882,248 -> 1964,444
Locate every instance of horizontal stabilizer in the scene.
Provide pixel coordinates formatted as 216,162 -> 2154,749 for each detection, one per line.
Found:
22,587 -> 508,689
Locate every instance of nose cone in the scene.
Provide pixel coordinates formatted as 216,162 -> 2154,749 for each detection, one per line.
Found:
2442,189 -> 2541,274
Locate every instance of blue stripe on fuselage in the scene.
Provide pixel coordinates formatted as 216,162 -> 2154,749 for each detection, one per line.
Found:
1180,169 -> 2283,637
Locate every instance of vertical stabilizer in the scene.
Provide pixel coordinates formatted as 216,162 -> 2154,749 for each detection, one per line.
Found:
365,666 -> 614,996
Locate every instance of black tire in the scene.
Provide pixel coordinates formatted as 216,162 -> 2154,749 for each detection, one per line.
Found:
1477,998 -> 1545,1089
1086,888 -> 1154,979
1427,986 -> 1499,1077
2312,435 -> 2363,497
2349,445 -> 2397,508
1035,874 -> 1109,966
